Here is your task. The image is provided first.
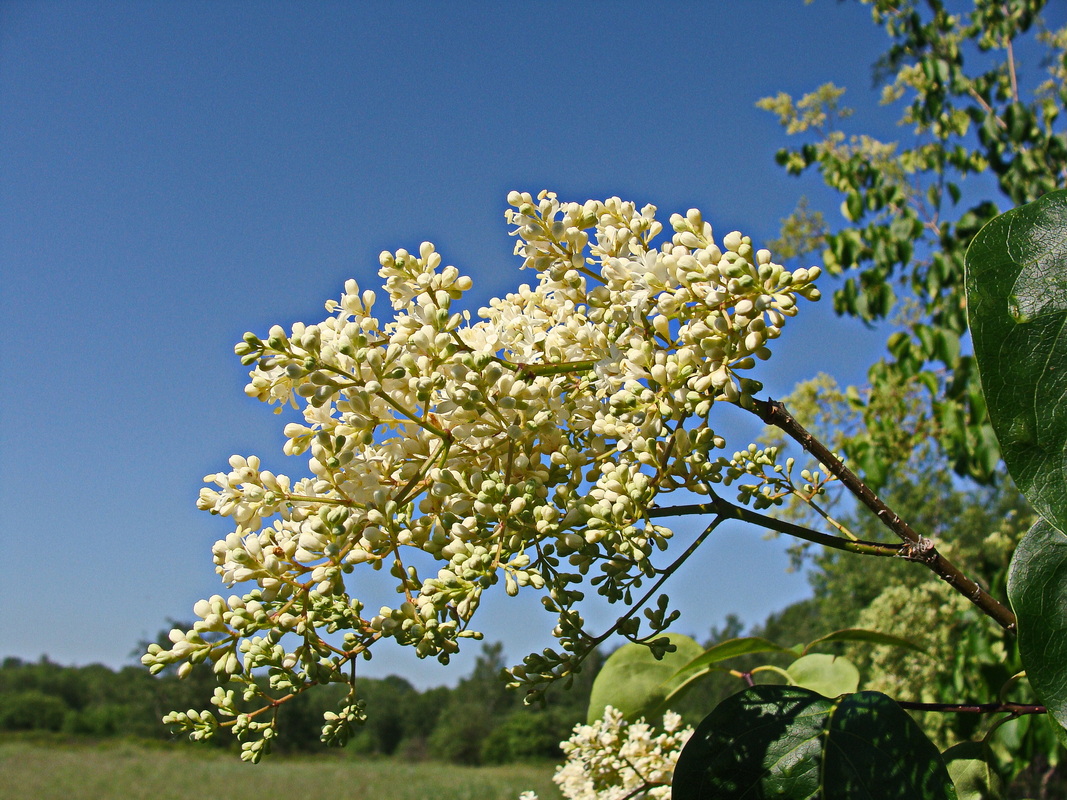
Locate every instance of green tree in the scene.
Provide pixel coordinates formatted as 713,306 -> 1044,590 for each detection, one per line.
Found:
0,689 -> 67,732
0,656 -> 166,739
761,0 -> 1067,484
428,643 -> 521,764
351,674 -> 426,756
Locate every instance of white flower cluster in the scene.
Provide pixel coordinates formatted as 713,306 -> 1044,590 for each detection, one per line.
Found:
143,191 -> 820,754
520,705 -> 693,800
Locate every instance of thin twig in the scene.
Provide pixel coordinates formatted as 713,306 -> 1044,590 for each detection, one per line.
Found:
649,495 -> 902,559
585,516 -> 726,650
1006,32 -> 1019,103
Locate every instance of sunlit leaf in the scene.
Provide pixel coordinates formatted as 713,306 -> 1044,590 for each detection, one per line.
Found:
787,653 -> 859,697
586,634 -> 703,724
966,189 -> 1067,529
663,637 -> 795,707
942,741 -> 1003,800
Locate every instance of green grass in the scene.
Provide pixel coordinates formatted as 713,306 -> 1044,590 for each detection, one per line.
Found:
0,737 -> 561,800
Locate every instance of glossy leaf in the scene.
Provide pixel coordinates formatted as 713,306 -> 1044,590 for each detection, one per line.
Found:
673,686 -> 958,800
968,191 -> 1067,738
1007,518 -> 1067,731
673,685 -> 828,800
787,653 -> 859,697
966,189 -> 1067,530
586,634 -> 703,724
821,692 -> 958,800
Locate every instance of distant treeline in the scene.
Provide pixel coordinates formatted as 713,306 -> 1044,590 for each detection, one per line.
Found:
0,640 -> 602,764
1,613 -> 786,763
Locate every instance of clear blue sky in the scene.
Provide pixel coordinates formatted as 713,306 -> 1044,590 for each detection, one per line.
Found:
2,1 -> 910,686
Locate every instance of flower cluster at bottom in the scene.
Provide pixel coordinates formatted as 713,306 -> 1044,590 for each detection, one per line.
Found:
520,706 -> 692,800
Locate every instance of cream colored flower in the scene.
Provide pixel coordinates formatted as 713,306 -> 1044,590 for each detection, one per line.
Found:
147,191 -> 821,757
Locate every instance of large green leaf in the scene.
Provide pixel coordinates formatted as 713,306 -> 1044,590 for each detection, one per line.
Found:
673,685 -> 828,800
968,190 -> 1067,737
1007,518 -> 1067,731
966,189 -> 1067,530
586,634 -> 703,723
673,686 -> 958,800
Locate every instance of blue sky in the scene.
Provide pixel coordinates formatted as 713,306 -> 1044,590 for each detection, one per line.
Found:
1,1 -> 920,686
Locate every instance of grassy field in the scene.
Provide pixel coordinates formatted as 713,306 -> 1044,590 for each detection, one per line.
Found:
0,737 -> 561,800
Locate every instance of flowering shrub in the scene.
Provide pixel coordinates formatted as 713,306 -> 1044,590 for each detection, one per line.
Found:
138,0 -> 1067,792
519,706 -> 693,800
142,190 -> 821,759
142,177 -> 1067,797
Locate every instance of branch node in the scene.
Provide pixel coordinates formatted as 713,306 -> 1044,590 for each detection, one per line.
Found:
898,537 -> 936,564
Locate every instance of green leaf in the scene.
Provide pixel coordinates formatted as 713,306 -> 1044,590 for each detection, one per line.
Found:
673,636 -> 794,675
844,192 -> 863,222
673,685 -> 828,800
1007,518 -> 1067,731
803,628 -> 926,655
673,686 -> 958,800
787,654 -> 859,697
586,634 -> 703,724
822,692 -> 958,800
942,741 -> 1003,800
664,637 -> 795,706
966,189 -> 1067,530
969,193 -> 1067,739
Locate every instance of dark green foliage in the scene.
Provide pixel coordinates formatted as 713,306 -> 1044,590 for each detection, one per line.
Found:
428,643 -> 521,764
0,657 -> 162,739
754,598 -> 825,652
479,707 -> 574,764
357,675 -> 426,755
0,690 -> 67,732
0,639 -> 596,765
673,687 -> 957,800
427,642 -> 599,765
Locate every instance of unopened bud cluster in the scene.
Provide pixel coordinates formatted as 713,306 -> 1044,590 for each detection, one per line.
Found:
145,191 -> 821,753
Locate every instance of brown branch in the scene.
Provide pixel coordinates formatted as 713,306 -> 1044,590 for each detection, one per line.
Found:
1006,32 -> 1019,103
747,397 -> 1018,633
897,700 -> 1045,716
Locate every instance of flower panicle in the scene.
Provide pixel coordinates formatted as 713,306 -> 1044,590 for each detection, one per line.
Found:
147,191 -> 822,754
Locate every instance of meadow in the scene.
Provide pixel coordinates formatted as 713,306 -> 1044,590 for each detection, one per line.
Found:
0,737 -> 561,800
